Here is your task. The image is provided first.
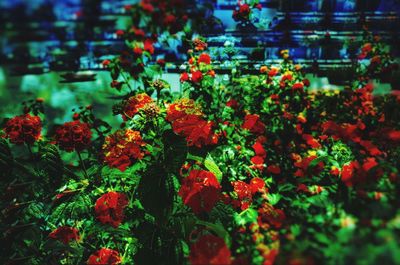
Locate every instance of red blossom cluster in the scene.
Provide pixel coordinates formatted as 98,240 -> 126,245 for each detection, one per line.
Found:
103,129 -> 146,172
166,99 -> 219,148
189,234 -> 231,265
230,177 -> 266,210
54,121 -> 92,152
94,191 -> 129,228
49,226 -> 80,244
3,113 -> 42,145
87,248 -> 122,265
242,114 -> 266,135
178,169 -> 221,214
180,49 -> 215,84
122,93 -> 153,120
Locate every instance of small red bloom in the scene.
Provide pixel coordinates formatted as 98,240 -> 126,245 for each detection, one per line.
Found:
267,165 -> 281,174
191,70 -> 203,83
189,234 -> 231,265
102,60 -> 111,67
115,30 -> 124,37
226,99 -> 239,109
180,72 -> 189,82
49,226 -> 79,244
258,204 -> 286,228
144,39 -> 154,54
242,114 -> 266,135
292,82 -> 304,91
198,53 -> 211,64
252,141 -> 266,158
87,248 -> 122,265
133,47 -> 143,56
122,93 -> 153,120
55,121 -> 91,152
178,170 -> 221,214
3,113 -> 42,145
232,180 -> 252,210
250,177 -> 266,194
94,191 -> 129,228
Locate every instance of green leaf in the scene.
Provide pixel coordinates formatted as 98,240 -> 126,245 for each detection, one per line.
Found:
163,130 -> 188,174
266,193 -> 281,205
204,154 -> 223,183
234,208 -> 258,226
196,220 -> 232,247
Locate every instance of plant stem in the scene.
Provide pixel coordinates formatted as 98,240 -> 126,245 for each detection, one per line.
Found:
77,151 -> 89,178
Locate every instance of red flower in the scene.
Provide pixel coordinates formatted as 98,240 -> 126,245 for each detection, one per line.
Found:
122,93 -> 153,120
302,134 -> 321,149
341,161 -> 359,187
191,70 -> 203,83
87,248 -> 122,265
242,114 -> 266,135
178,170 -> 221,214
103,130 -> 146,172
292,82 -> 304,91
164,14 -> 177,25
189,234 -> 231,265
250,177 -> 266,194
133,47 -> 143,56
267,165 -> 281,174
140,1 -> 154,13
232,180 -> 253,210
94,192 -> 129,228
102,60 -> 111,67
180,72 -> 189,82
198,53 -> 211,64
3,113 -> 42,145
268,67 -> 279,77
252,141 -> 266,158
258,204 -> 286,228
239,4 -> 251,17
156,58 -> 165,67
115,30 -> 124,37
251,156 -> 265,169
49,226 -> 79,244
55,121 -> 91,152
172,115 -> 218,147
167,99 -> 218,148
226,99 -> 239,109
144,39 -> 154,54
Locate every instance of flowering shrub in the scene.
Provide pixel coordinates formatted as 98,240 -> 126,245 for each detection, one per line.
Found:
1,2 -> 400,265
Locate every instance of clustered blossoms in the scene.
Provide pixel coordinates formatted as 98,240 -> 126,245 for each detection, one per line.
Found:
87,248 -> 122,265
94,191 -> 129,228
232,1 -> 262,24
122,93 -> 153,120
189,234 -> 232,265
178,169 -> 221,214
54,120 -> 92,152
3,113 -> 42,145
2,2 -> 400,264
102,129 -> 146,171
166,98 -> 219,148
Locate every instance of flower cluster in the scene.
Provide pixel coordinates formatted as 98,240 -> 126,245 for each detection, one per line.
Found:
166,98 -> 219,147
178,169 -> 221,214
87,248 -> 122,265
94,191 -> 129,228
3,113 -> 42,145
49,226 -> 80,244
54,121 -> 92,152
122,93 -> 153,120
103,129 -> 146,172
189,234 -> 231,265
